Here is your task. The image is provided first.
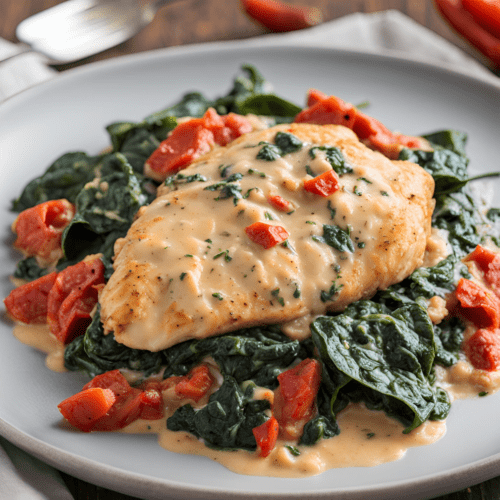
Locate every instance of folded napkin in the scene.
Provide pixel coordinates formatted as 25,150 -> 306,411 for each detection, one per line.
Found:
0,9 -> 498,500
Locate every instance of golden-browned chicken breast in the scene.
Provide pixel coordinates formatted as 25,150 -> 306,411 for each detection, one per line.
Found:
99,123 -> 435,351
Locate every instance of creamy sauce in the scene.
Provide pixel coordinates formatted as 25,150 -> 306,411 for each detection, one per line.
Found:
13,323 -> 66,372
100,124 -> 434,351
123,401 -> 445,477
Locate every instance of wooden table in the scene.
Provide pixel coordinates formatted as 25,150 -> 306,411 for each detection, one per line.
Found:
0,1 -> 498,499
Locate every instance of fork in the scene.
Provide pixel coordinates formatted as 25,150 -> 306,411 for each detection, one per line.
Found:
2,0 -> 178,65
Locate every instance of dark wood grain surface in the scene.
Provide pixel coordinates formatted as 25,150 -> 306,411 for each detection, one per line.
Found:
0,1 -> 498,499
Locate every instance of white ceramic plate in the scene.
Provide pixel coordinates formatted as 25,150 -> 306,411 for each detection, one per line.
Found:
1,43 -> 500,500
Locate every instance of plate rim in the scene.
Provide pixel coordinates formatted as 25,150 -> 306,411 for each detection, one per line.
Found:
1,40 -> 500,500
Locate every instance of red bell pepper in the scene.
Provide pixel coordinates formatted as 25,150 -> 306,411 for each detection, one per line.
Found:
463,327 -> 500,371
174,364 -> 215,402
245,222 -> 289,249
274,358 -> 321,435
303,170 -> 340,197
12,199 -> 75,265
47,256 -> 105,344
455,277 -> 500,329
145,108 -> 252,181
4,271 -> 58,324
252,416 -> 279,457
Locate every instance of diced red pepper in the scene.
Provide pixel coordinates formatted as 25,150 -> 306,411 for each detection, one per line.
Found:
267,194 -> 292,212
252,416 -> 279,457
212,112 -> 253,146
276,358 -> 321,423
83,369 -> 133,397
65,370 -> 165,431
12,199 -> 75,265
434,0 -> 500,69
294,91 -> 428,159
138,381 -> 164,420
57,388 -> 116,433
47,257 -> 105,344
145,108 -> 252,181
4,271 -> 58,324
303,170 -> 340,197
306,88 -> 328,107
174,364 -> 215,402
295,94 -> 357,128
463,327 -> 500,371
464,245 -> 500,291
241,0 -> 323,32
455,278 -> 500,329
245,222 -> 289,249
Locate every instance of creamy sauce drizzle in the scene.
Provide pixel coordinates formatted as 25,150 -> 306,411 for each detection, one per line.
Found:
123,401 -> 445,477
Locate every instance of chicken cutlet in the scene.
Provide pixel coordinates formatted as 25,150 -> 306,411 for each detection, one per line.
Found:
99,123 -> 435,351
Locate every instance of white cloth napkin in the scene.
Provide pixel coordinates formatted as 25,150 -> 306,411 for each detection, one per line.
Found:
0,9 -> 498,500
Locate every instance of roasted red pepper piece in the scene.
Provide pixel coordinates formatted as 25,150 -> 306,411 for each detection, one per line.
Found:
63,370 -> 165,431
455,277 -> 500,329
434,0 -> 500,69
174,364 -> 215,402
303,170 -> 340,197
245,222 -> 289,249
276,358 -> 321,424
145,108 -> 252,181
47,257 -> 105,344
463,327 -> 500,371
267,194 -> 292,212
4,271 -> 58,324
252,416 -> 279,457
295,90 -> 427,159
464,245 -> 500,291
12,199 -> 75,265
241,0 -> 323,32
57,388 -> 116,433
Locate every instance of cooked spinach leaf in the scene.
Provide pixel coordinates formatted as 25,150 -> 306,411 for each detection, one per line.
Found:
308,146 -> 353,175
61,153 -> 153,263
63,307 -> 164,377
12,152 -> 102,212
313,224 -> 354,253
162,325 -> 301,388
167,377 -> 270,451
399,148 -> 469,195
310,301 -> 450,433
256,132 -> 303,161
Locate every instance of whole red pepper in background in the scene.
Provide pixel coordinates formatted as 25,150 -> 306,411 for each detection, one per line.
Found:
241,0 -> 323,32
433,0 -> 500,70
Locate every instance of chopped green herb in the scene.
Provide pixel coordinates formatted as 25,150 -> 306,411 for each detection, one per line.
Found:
213,249 -> 232,262
265,212 -> 274,220
353,186 -> 362,196
357,242 -> 366,249
306,220 -> 316,225
293,284 -> 301,298
218,164 -> 232,178
248,168 -> 266,178
271,288 -> 285,307
180,272 -> 187,281
366,432 -> 376,439
320,281 -> 343,302
285,445 -> 301,456
357,177 -> 372,184
381,191 -> 389,197
479,391 -> 489,397
305,165 -> 315,177
327,200 -> 336,220
212,292 -> 224,301
184,254 -> 194,258
309,146 -> 353,175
